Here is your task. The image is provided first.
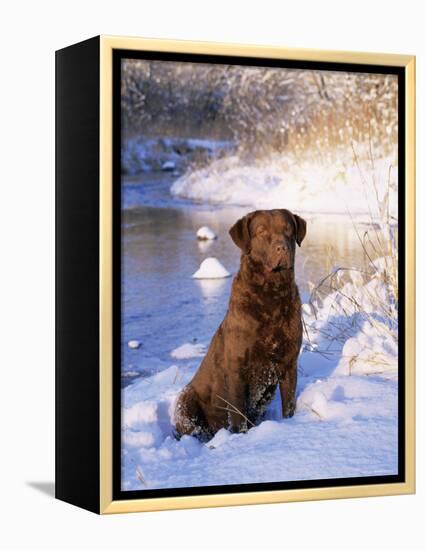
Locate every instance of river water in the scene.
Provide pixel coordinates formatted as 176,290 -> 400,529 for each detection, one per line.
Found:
121,172 -> 374,387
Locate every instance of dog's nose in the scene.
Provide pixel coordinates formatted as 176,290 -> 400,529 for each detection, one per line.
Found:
276,243 -> 287,254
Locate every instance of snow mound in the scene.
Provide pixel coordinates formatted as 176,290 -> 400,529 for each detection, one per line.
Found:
171,342 -> 207,360
192,257 -> 231,279
171,152 -> 398,218
298,376 -> 396,423
196,226 -> 217,240
127,339 -> 141,349
161,160 -> 176,171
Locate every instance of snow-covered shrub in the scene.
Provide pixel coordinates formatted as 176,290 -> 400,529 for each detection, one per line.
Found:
304,257 -> 398,376
121,59 -> 398,160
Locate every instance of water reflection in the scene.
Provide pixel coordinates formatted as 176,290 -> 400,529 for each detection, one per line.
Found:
195,278 -> 228,301
196,239 -> 215,253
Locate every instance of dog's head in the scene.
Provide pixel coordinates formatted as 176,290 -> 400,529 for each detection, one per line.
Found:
229,209 -> 307,272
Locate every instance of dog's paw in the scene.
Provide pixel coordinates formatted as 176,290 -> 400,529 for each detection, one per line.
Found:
229,421 -> 248,434
282,404 -> 296,418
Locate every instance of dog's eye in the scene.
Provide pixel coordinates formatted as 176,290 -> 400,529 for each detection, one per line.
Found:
256,225 -> 267,237
280,225 -> 293,237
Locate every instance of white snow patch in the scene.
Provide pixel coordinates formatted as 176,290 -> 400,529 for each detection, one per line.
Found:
128,339 -> 142,349
123,429 -> 158,449
122,370 -> 141,379
196,226 -> 217,240
161,160 -> 176,171
171,342 -> 207,360
123,401 -> 158,428
207,428 -> 236,449
192,257 -> 231,279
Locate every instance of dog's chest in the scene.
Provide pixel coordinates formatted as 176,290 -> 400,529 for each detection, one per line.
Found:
251,298 -> 301,370
260,300 -> 300,345
234,278 -> 302,373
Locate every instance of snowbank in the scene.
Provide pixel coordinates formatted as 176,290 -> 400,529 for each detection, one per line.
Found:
171,151 -> 398,218
122,137 -> 233,175
121,257 -> 398,490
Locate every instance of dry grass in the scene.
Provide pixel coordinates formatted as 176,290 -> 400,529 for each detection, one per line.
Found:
215,394 -> 255,429
303,147 -> 398,371
135,464 -> 147,486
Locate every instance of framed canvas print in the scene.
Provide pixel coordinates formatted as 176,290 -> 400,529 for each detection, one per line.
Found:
55,36 -> 415,514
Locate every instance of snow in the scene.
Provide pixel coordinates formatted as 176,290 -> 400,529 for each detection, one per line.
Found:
122,136 -> 233,175
170,342 -> 207,360
196,226 -> 217,240
127,339 -> 142,349
171,152 -> 398,218
192,257 -> 231,279
122,368 -> 397,490
122,259 -> 398,491
161,160 -> 176,171
303,261 -> 398,378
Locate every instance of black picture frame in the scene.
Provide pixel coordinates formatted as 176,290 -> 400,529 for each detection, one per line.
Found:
112,48 -> 406,502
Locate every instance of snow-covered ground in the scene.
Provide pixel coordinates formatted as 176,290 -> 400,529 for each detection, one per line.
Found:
121,140 -> 398,491
171,151 -> 398,218
122,260 -> 398,490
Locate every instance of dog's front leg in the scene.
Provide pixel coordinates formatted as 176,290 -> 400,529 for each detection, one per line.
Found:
279,364 -> 297,418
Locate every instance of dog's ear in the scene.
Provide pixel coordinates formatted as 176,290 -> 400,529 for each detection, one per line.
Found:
293,214 -> 307,247
229,213 -> 255,253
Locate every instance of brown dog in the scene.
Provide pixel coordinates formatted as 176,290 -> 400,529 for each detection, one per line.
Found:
174,209 -> 307,439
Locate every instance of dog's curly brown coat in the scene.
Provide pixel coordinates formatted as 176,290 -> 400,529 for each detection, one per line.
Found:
175,209 -> 307,439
